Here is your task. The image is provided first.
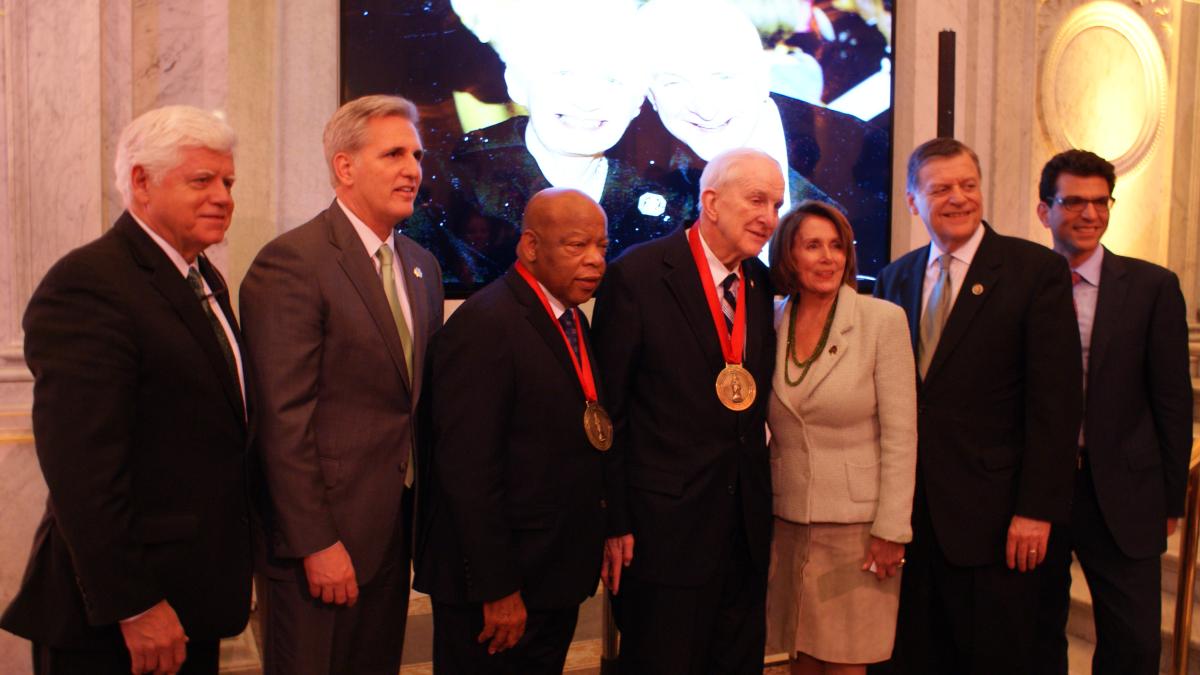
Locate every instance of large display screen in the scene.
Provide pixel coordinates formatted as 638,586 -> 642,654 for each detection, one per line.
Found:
341,0 -> 894,296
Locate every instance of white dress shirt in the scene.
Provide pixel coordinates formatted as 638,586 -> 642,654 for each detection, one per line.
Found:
339,199 -> 414,336
921,222 -> 986,316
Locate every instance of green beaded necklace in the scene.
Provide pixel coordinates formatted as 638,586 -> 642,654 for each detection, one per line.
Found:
783,293 -> 838,386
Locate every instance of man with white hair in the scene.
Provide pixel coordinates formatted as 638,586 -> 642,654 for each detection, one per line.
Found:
629,0 -> 889,266
240,95 -> 443,675
406,0 -> 686,290
593,148 -> 782,674
1,105 -> 252,674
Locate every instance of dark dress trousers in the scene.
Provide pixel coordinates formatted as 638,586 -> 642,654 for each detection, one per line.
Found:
872,224 -> 1083,675
591,227 -> 776,674
1036,248 -> 1193,675
239,201 -> 443,675
1,213 -> 253,673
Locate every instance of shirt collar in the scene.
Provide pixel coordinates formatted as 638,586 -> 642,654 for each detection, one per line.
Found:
338,198 -> 393,257
537,281 -> 568,318
928,221 -> 985,269
1072,245 -> 1104,286
694,225 -> 740,288
130,211 -> 192,278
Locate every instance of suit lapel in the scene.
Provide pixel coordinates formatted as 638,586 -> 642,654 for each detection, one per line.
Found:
923,225 -> 1001,384
796,286 -> 854,398
504,271 -> 581,393
197,255 -> 248,420
661,228 -> 726,367
117,215 -> 245,421
327,202 -> 413,393
1087,247 -> 1125,388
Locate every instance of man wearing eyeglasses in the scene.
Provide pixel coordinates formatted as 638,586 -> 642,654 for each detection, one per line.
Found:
1033,149 -> 1193,675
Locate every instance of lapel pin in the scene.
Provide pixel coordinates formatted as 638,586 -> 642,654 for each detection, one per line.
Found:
829,345 -> 837,355
971,283 -> 984,296
413,266 -> 424,279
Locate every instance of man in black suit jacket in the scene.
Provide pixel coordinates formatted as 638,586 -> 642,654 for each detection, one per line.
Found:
872,138 -> 1082,674
414,188 -> 623,673
1,106 -> 252,675
591,148 -> 781,673
1033,150 -> 1192,675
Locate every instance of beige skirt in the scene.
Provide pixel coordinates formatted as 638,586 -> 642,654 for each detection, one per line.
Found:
766,519 -> 901,664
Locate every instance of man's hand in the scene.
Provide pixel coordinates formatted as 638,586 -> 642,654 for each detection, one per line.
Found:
303,540 -> 358,606
478,591 -> 527,654
1168,517 -> 1180,537
119,600 -> 188,675
1006,515 -> 1051,572
601,534 -> 635,595
862,536 -> 905,580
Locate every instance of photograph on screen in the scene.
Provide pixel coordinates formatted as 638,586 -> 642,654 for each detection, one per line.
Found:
341,0 -> 894,296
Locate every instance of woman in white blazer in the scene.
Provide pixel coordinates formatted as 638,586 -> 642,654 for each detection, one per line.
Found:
765,201 -> 917,674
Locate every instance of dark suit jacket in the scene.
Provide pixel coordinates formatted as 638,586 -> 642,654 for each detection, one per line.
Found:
1,213 -> 253,648
873,225 -> 1082,567
240,200 -> 443,584
413,270 -> 609,610
1081,247 -> 1192,559
591,227 -> 776,586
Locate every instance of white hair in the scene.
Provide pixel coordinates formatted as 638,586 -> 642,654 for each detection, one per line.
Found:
114,105 -> 237,208
323,95 -> 419,189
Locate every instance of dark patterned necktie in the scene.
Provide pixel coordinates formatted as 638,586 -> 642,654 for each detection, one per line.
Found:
559,309 -> 580,359
720,273 -> 738,332
186,266 -> 241,394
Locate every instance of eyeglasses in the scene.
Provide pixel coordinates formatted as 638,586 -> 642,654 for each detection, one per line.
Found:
1051,196 -> 1115,213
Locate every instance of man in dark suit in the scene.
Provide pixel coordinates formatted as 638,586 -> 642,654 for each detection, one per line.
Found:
414,187 -> 624,673
1,106 -> 252,674
872,138 -> 1082,674
1034,149 -> 1192,675
591,148 -> 781,673
239,95 -> 443,675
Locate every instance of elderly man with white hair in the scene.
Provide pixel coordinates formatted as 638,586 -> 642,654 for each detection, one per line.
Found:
1,105 -> 252,675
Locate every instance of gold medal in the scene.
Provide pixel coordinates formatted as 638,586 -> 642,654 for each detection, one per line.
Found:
715,364 -> 756,411
583,401 -> 613,451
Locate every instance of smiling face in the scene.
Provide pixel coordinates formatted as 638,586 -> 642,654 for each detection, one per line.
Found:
132,146 -> 235,262
519,189 -> 609,306
907,152 -> 983,253
517,58 -> 645,157
700,153 -> 785,266
638,0 -> 769,161
791,215 -> 847,298
1038,173 -> 1111,266
334,115 -> 423,238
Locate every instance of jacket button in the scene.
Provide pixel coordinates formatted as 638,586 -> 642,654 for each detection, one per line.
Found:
398,462 -> 407,474
599,499 -> 607,509
727,484 -> 736,495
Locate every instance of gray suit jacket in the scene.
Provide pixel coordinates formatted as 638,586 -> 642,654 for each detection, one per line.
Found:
767,285 -> 917,543
240,200 -> 443,584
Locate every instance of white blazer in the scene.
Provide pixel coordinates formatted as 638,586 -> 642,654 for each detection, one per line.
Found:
767,284 -> 917,543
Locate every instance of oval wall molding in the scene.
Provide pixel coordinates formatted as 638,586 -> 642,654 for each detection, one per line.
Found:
1040,1 -> 1168,175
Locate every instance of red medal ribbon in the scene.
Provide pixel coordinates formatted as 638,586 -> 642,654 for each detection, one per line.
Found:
514,262 -> 599,403
687,225 -> 746,366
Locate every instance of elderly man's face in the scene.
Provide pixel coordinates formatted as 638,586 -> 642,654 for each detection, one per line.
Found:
907,152 -> 983,253
647,48 -> 767,161
703,155 -> 784,264
341,115 -> 423,232
524,199 -> 609,306
138,146 -> 235,262
521,58 -> 645,157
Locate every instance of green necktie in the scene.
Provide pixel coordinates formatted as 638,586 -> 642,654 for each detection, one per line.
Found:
918,253 -> 952,378
376,244 -> 414,378
376,244 -> 415,488
186,266 -> 242,405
